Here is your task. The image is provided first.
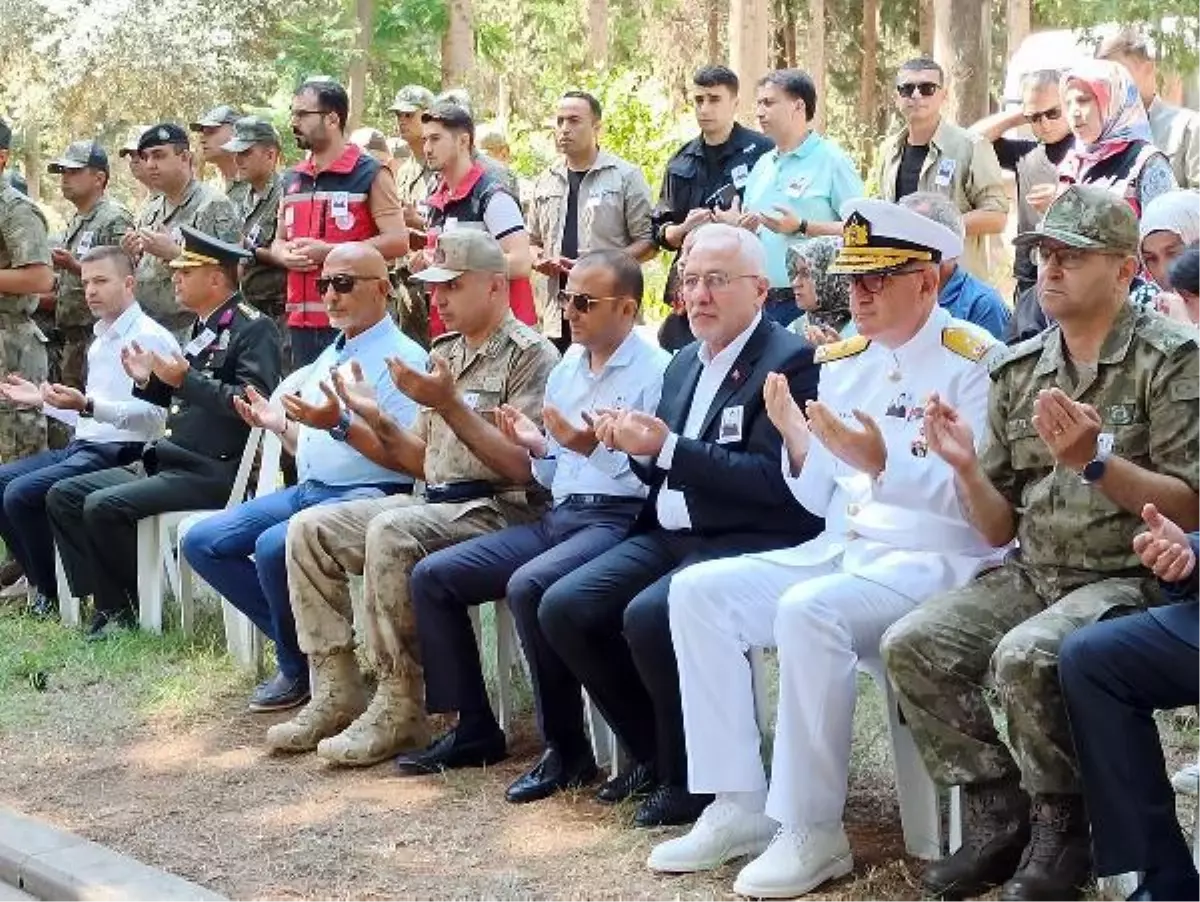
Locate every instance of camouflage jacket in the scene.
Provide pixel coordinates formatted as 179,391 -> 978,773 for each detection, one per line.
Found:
0,184 -> 51,319
54,195 -> 134,328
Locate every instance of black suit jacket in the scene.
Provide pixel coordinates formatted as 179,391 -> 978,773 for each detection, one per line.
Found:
631,317 -> 822,541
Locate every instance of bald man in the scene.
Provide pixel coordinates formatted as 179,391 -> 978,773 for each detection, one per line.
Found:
182,242 -> 428,713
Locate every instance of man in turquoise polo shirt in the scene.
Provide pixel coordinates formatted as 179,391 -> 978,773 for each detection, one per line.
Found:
724,68 -> 864,325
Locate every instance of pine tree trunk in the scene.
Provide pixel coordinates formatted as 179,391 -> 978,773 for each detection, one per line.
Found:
347,0 -> 373,130
1006,0 -> 1029,61
441,0 -> 475,89
859,0 -> 878,126
934,0 -> 988,124
918,0 -> 934,54
707,0 -> 721,62
586,0 -> 608,68
729,0 -> 770,123
808,0 -> 825,130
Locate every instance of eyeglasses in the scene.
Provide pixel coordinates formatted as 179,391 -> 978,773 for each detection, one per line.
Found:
1031,245 -> 1106,270
896,82 -> 940,98
680,272 -> 760,293
789,264 -> 813,283
317,274 -> 382,295
849,267 -> 925,294
1023,106 -> 1063,125
290,109 -> 327,121
556,289 -> 624,312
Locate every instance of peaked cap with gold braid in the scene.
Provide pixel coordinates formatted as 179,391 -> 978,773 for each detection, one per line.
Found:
829,197 -> 964,275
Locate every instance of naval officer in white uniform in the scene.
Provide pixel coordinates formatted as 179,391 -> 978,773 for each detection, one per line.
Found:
648,198 -> 1007,898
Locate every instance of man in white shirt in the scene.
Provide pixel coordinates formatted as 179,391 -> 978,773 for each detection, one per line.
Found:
647,200 -> 1002,898
0,245 -> 178,615
396,249 -> 669,797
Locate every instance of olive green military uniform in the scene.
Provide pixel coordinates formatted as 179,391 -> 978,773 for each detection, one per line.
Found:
134,179 -> 239,335
883,303 -> 1199,794
273,312 -> 559,764
0,184 -> 50,462
237,173 -> 285,326
52,195 -> 134,389
392,152 -> 433,347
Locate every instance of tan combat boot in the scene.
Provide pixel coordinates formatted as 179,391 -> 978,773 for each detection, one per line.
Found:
265,651 -> 368,753
315,674 -> 429,766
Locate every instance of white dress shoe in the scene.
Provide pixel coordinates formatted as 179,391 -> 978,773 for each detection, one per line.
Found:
647,798 -> 776,873
1171,762 -> 1199,796
733,823 -> 853,898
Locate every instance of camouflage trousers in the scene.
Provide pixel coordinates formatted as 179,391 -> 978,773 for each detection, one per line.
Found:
0,318 -> 48,464
286,494 -> 515,686
881,561 -> 1161,795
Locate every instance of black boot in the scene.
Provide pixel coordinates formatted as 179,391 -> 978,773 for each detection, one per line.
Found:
922,778 -> 1031,900
1000,793 -> 1091,901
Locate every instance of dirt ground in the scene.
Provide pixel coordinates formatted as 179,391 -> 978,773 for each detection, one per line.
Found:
0,605 -> 931,901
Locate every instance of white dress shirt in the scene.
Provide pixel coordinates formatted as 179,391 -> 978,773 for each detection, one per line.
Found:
45,303 -> 180,444
655,313 -> 761,531
532,330 -> 670,504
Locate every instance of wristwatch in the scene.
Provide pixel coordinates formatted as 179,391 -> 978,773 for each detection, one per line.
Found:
797,218 -> 809,236
328,410 -> 353,442
80,396 -> 95,418
1080,446 -> 1111,485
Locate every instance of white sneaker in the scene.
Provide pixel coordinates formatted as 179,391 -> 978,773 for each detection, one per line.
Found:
647,798 -> 776,873
1172,763 -> 1200,796
733,824 -> 853,899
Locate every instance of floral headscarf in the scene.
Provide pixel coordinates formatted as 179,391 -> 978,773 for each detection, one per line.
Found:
786,237 -> 852,331
1059,60 -> 1154,184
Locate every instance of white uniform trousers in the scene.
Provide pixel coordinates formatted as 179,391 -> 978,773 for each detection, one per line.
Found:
668,553 -> 916,829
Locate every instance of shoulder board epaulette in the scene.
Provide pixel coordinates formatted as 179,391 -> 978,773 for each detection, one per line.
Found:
941,325 -> 996,363
1135,306 -> 1197,356
508,323 -> 540,349
814,335 -> 870,364
237,302 -> 261,320
431,330 -> 461,347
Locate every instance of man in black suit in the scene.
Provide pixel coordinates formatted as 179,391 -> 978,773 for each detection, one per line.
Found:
1060,503 -> 1199,902
539,222 -> 823,827
47,226 -> 282,640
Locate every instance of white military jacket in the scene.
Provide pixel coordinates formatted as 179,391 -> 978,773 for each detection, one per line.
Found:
760,304 -> 1007,601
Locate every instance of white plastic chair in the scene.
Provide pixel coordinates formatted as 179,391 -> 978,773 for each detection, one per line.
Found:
748,646 -> 961,861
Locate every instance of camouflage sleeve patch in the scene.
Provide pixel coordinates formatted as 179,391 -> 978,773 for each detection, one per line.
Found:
0,193 -> 51,268
814,334 -> 870,364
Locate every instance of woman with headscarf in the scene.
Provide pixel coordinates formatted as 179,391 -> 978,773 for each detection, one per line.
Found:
785,237 -> 854,345
1139,190 -> 1200,288
1058,60 -> 1177,217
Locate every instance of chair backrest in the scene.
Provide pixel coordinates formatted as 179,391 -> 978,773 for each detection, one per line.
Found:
224,428 -> 264,508
253,366 -> 313,500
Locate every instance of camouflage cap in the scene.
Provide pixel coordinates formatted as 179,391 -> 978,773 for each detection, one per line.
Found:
47,140 -> 109,174
221,116 -> 282,153
389,85 -> 435,113
1012,184 -> 1139,254
412,229 -> 507,282
190,105 -> 242,131
435,89 -> 472,116
119,125 -> 152,157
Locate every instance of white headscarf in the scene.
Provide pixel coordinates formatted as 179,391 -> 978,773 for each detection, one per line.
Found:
1139,190 -> 1200,250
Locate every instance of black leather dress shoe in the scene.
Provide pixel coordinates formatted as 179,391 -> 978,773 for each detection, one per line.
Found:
394,727 -> 507,776
85,609 -> 134,642
248,671 -> 310,712
506,747 -> 598,804
595,762 -> 656,804
27,592 -> 56,619
633,784 -> 714,827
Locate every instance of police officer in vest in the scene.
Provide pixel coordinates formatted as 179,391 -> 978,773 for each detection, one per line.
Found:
47,227 -> 282,640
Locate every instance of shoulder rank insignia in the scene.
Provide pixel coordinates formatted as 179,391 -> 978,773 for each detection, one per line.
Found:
814,335 -> 870,364
237,302 -> 261,320
431,330 -> 461,347
941,326 -> 995,363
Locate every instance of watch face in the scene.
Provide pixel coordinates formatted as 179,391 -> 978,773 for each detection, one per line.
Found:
1083,458 -> 1106,483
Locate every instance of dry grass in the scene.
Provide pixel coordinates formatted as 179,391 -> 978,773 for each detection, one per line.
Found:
0,602 -> 1193,901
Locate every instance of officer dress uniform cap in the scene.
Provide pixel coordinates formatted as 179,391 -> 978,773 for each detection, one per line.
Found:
221,116 -> 282,153
190,105 -> 242,131
389,85 -> 436,113
47,140 -> 109,174
1011,184 -> 1139,254
119,125 -> 152,157
169,225 -> 253,269
138,123 -> 190,154
412,230 -> 507,282
829,198 -> 964,275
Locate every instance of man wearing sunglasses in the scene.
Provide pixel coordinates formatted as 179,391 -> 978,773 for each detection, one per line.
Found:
971,69 -> 1075,340
875,57 -> 1008,282
883,185 -> 1199,901
181,242 -> 427,713
269,229 -> 559,767
396,249 -> 669,792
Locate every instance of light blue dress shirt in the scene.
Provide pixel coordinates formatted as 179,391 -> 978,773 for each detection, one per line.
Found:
532,330 -> 670,504
743,132 -> 865,288
295,316 -> 429,487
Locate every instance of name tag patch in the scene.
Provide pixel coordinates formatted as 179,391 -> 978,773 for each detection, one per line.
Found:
718,405 -> 744,444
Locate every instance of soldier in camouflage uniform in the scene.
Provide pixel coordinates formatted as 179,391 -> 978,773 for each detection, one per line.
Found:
45,141 -> 133,393
881,185 -> 1200,901
122,123 -> 240,336
190,105 -> 249,209
389,84 -> 437,347
0,118 -> 53,464
220,117 -> 288,363
268,230 -> 558,766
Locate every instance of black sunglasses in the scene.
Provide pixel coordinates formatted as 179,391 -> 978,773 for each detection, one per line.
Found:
317,274 -> 382,295
1023,106 -> 1063,125
896,82 -> 940,98
556,289 -> 624,312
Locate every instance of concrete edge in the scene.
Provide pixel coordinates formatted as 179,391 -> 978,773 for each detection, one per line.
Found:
0,808 -> 225,901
